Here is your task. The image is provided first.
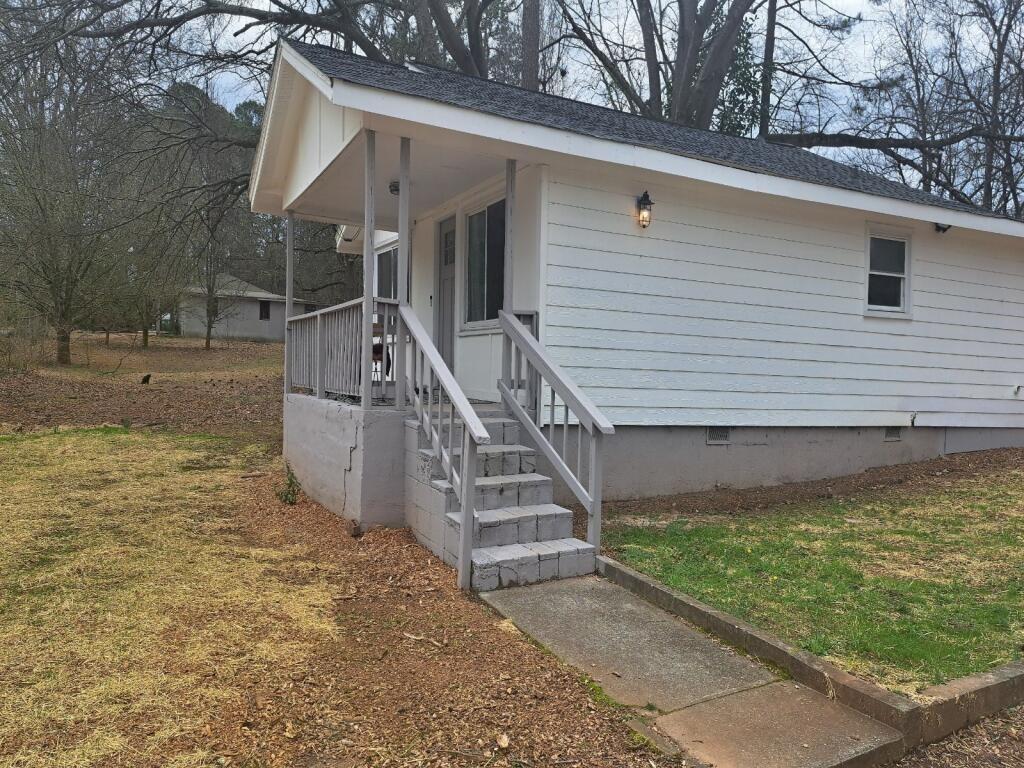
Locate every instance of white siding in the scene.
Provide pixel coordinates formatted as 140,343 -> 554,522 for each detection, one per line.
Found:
543,167 -> 1024,427
407,165 -> 544,401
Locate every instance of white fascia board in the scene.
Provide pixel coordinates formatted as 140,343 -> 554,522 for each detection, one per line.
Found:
330,79 -> 1024,241
279,41 -> 334,100
249,47 -> 286,205
250,43 -> 337,215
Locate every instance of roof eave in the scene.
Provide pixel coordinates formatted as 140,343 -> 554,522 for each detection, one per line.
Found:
313,75 -> 1024,240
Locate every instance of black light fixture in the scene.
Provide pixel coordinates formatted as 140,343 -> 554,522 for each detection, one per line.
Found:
637,190 -> 653,228
389,180 -> 400,196
934,222 -> 952,233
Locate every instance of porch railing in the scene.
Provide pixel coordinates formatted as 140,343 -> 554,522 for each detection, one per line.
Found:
286,297 -> 399,400
285,296 -> 489,590
498,310 -> 615,551
400,304 -> 490,589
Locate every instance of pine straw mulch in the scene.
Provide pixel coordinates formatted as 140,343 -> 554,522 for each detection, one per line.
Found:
216,469 -> 683,768
896,707 -> 1024,767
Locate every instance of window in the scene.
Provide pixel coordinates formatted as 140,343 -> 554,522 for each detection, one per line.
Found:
466,199 -> 505,323
867,233 -> 909,313
258,300 -> 271,321
884,426 -> 903,442
377,247 -> 398,300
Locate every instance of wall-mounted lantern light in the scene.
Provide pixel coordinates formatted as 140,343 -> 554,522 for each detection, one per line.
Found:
637,190 -> 653,228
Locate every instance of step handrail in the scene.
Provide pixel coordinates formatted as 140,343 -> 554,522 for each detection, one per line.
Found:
498,310 -> 614,551
399,305 -> 490,445
399,304 -> 488,590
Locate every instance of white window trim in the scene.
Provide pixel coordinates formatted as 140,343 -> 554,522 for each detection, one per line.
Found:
864,223 -> 913,319
462,195 -> 506,332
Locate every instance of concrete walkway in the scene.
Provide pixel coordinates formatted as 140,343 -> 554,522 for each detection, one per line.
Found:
482,577 -> 903,768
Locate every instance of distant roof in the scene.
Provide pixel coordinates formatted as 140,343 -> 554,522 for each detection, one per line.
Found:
187,273 -> 287,301
286,38 -> 1000,221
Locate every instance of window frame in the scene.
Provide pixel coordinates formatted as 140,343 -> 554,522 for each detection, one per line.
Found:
463,196 -> 506,331
258,299 -> 271,321
864,224 -> 913,319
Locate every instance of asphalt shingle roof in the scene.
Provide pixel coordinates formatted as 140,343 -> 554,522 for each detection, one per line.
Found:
286,38 -> 995,220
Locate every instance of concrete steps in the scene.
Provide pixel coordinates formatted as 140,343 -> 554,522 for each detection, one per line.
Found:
406,404 -> 595,591
470,538 -> 596,591
432,472 -> 553,511
415,443 -> 537,478
445,503 -> 574,547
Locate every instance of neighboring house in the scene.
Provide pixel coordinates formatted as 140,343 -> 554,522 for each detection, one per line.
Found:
250,39 -> 1024,589
179,273 -> 320,342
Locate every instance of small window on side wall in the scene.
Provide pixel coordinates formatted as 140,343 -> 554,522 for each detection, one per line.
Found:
259,300 -> 271,321
866,232 -> 910,314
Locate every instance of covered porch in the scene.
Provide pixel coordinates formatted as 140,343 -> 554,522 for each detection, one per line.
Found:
249,40 -> 613,591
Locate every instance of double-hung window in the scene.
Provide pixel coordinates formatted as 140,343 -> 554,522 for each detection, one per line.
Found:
466,199 -> 505,324
258,300 -> 271,321
866,232 -> 910,315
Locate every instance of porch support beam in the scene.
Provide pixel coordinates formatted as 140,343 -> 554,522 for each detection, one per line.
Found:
396,136 -> 410,408
504,159 -> 516,314
284,212 -> 295,395
361,129 -> 376,408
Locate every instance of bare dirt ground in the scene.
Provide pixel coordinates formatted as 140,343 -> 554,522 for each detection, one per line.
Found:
0,332 -> 283,446
3,332 -> 1022,766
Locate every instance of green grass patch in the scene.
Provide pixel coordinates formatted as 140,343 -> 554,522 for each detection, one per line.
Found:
605,473 -> 1024,695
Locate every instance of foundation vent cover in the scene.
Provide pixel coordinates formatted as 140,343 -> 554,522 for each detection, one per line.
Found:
884,426 -> 903,442
706,426 -> 731,445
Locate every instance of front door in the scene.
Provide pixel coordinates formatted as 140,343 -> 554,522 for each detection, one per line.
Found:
437,216 -> 457,370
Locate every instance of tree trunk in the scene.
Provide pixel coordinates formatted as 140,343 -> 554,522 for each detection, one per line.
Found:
205,321 -> 212,350
105,329 -> 110,346
757,0 -> 777,138
56,328 -> 71,365
522,0 -> 541,90
142,327 -> 149,347
636,0 -> 662,115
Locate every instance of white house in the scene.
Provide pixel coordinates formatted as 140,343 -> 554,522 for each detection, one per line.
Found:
250,38 -> 1024,590
179,273 -> 320,342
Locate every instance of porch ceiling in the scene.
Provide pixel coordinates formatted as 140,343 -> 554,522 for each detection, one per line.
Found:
289,130 -> 506,229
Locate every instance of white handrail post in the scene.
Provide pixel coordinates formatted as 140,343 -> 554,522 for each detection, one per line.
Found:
395,136 -> 410,409
457,430 -> 478,590
284,212 -> 294,396
503,159 -> 516,314
588,430 -> 603,552
315,311 -> 326,398
361,130 -> 376,408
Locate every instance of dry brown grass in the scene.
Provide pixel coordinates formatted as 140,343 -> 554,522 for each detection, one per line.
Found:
0,428 -> 337,767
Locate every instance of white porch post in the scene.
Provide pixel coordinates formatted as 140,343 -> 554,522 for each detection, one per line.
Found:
504,159 -> 516,313
501,160 -> 517,387
395,136 -> 411,409
361,130 -> 376,408
284,212 -> 295,394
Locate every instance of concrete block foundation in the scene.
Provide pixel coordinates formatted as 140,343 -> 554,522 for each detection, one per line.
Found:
283,394 -> 406,527
531,424 -> 1024,503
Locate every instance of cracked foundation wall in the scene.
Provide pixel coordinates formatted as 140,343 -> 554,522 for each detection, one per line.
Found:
283,394 -> 406,527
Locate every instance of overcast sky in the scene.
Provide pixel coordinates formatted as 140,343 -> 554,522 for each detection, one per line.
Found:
214,0 -> 887,111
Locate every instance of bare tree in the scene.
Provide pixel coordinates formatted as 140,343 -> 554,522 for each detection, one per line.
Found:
0,25 -> 152,363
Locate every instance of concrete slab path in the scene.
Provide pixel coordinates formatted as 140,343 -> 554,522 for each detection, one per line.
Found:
483,577 -> 903,768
